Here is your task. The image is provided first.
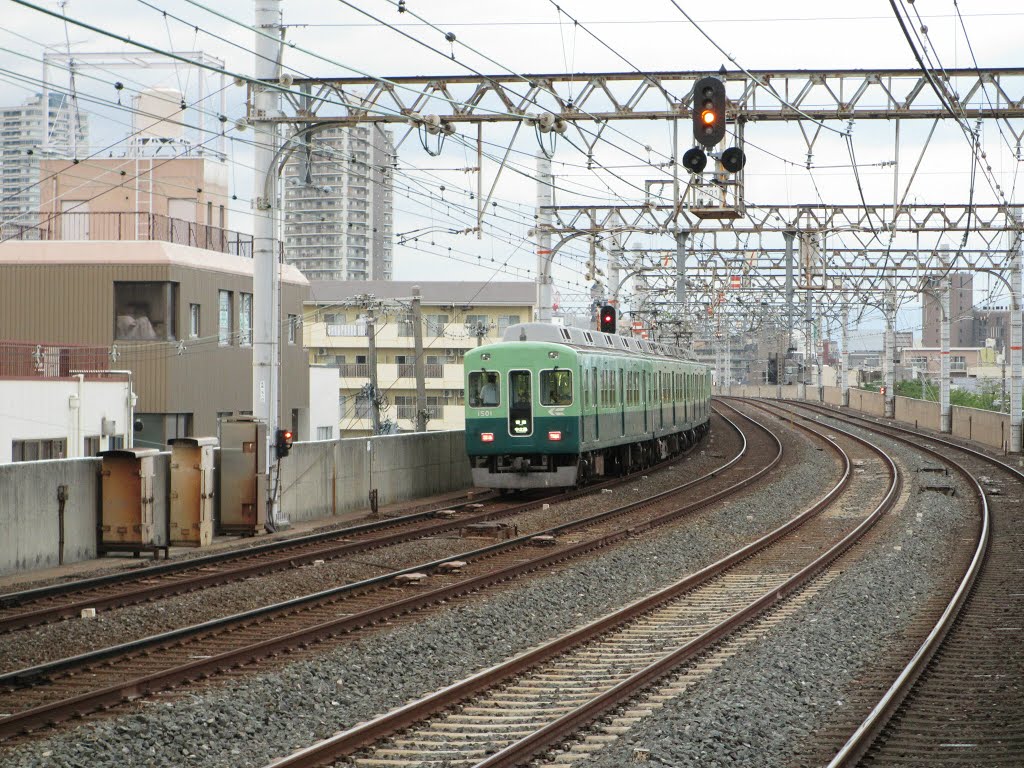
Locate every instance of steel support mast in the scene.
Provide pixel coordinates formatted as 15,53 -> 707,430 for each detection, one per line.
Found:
252,0 -> 283,529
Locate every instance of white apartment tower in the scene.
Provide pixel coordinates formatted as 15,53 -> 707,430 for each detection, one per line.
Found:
283,125 -> 394,281
1,92 -> 88,228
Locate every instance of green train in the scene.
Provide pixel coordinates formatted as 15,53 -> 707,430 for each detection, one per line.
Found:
464,323 -> 711,489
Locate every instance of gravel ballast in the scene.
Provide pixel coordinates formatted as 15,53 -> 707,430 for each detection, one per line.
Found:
0,410 -> 839,768
568,404 -> 978,768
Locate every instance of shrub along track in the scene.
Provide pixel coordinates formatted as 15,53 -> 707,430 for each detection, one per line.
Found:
0,403 -> 782,741
252,401 -> 901,768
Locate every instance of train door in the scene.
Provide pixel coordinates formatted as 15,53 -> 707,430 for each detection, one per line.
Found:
642,370 -> 648,432
658,370 -> 664,429
684,372 -> 689,424
581,367 -> 588,443
592,366 -> 599,440
507,370 -> 533,437
618,368 -> 625,435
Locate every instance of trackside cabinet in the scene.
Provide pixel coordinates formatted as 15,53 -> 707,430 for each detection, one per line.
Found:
97,448 -> 167,559
219,417 -> 267,536
168,437 -> 218,547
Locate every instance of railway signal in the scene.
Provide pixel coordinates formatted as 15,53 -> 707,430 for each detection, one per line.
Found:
274,428 -> 294,459
692,76 -> 726,148
599,305 -> 617,334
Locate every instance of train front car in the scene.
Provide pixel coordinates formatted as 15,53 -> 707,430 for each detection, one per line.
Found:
464,332 -> 580,489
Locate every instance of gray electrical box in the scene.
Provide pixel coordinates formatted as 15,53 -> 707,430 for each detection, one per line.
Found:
219,417 -> 267,536
168,437 -> 218,547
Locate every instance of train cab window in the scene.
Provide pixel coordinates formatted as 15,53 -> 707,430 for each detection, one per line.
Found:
540,369 -> 573,406
468,371 -> 500,407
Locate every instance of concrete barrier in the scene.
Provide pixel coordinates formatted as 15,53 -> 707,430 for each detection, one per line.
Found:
823,387 -> 844,406
951,405 -> 1010,451
278,430 -> 472,524
895,396 -> 941,432
1,431 -> 473,577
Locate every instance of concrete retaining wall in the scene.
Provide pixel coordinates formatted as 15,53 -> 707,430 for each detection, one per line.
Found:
951,406 -> 1010,451
279,430 -> 472,524
845,388 -> 885,417
2,431 -> 473,576
823,387 -> 845,406
895,396 -> 941,432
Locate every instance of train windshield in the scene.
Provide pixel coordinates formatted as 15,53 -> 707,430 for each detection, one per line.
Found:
468,371 -> 500,407
508,370 -> 533,436
540,369 -> 573,406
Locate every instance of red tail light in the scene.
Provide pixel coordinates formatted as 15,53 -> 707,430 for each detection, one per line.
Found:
481,432 -> 495,442
547,431 -> 562,441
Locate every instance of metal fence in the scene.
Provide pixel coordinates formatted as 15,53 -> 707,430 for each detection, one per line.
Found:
1,211 -> 283,259
339,363 -> 370,378
0,342 -> 112,378
397,363 -> 444,379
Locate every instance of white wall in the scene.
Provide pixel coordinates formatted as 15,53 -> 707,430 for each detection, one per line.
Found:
303,365 -> 341,441
0,377 -> 131,462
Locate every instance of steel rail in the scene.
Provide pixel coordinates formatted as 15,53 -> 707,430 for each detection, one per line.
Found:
469,400 -> 895,768
757,399 -> 1000,767
0,417 -> 731,690
262,402 -> 889,768
0,409 -> 760,739
0,494 -> 493,612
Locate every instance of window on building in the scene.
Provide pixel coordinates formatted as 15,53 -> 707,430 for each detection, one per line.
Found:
497,314 -> 521,336
11,438 -> 67,462
316,426 -> 333,440
189,304 -> 200,339
465,314 -> 490,337
84,435 -> 100,456
114,282 -> 178,341
287,314 -> 298,345
218,290 -> 233,345
239,293 -> 253,346
425,313 -> 449,337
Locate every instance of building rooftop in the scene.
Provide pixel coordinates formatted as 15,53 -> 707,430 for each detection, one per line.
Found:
307,280 -> 535,307
0,240 -> 309,285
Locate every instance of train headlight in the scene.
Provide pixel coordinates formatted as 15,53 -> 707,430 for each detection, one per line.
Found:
547,431 -> 562,441
481,432 -> 495,442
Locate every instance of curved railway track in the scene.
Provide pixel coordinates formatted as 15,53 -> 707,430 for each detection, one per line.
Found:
755,399 -> 1024,768
258,399 -> 900,768
0,403 -> 776,741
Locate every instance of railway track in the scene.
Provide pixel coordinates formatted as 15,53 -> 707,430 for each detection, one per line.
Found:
0,404 -> 774,740
0,491 -> 503,633
756,399 -> 1024,768
258,399 -> 899,768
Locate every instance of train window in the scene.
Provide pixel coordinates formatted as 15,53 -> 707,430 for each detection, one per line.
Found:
468,371 -> 500,407
540,369 -> 573,406
508,370 -> 533,436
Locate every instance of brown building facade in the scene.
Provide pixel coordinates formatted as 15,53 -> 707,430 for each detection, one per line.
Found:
0,241 -> 309,449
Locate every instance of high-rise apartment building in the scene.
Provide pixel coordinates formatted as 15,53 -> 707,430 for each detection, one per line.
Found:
1,92 -> 88,228
921,272 -> 974,347
283,125 -> 394,282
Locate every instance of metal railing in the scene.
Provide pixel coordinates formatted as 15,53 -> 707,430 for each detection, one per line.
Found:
339,363 -> 369,378
326,323 -> 367,337
396,404 -> 443,420
0,342 -> 112,379
397,363 -> 443,379
1,211 -> 282,259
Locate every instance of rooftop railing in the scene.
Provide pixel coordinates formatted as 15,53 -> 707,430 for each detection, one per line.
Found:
0,211 -> 283,259
0,341 -> 114,379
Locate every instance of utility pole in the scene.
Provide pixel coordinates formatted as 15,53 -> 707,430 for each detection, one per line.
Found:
252,0 -> 283,530
535,153 -> 554,322
1010,208 -> 1022,453
366,310 -> 380,435
939,244 -> 952,433
412,286 -> 427,432
884,288 -> 897,419
841,304 -> 850,407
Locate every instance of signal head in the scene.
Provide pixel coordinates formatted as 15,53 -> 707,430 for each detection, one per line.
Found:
682,147 -> 708,174
692,76 -> 726,148
720,146 -> 746,173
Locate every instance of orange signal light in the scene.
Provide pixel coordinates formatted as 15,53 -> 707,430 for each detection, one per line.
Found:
701,109 -> 716,125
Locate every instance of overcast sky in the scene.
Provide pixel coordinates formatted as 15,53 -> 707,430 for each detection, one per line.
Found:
2,0 -> 1021,346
